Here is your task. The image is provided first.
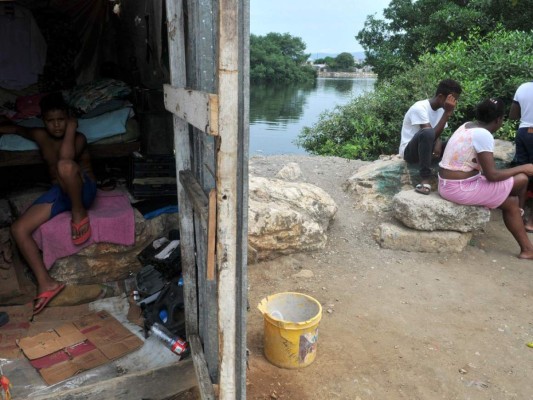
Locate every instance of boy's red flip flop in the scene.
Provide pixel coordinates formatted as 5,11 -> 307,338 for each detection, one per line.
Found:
33,283 -> 66,315
71,216 -> 91,245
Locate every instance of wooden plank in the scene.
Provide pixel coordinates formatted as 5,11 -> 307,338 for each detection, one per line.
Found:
179,170 -> 209,226
166,0 -> 199,338
235,1 -> 250,399
32,360 -> 197,400
189,334 -> 216,400
187,0 -> 219,383
163,85 -> 219,136
217,0 -> 240,398
207,189 -> 217,281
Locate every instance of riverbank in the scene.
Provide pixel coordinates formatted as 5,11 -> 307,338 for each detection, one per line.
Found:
317,71 -> 377,78
246,154 -> 533,400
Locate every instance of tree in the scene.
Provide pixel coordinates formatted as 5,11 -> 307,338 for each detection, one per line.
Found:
334,53 -> 355,70
250,33 -> 316,83
356,0 -> 533,81
314,54 -> 355,71
322,56 -> 337,70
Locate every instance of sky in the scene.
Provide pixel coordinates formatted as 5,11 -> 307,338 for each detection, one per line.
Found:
250,0 -> 392,56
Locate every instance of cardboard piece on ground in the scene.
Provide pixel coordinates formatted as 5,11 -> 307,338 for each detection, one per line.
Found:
0,304 -> 91,359
17,310 -> 144,385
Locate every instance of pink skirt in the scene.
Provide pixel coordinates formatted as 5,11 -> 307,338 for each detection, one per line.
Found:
438,173 -> 513,209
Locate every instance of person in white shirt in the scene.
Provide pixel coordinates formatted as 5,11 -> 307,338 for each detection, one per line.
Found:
510,81 -> 533,164
509,81 -> 533,232
400,79 -> 462,195
439,98 -> 533,259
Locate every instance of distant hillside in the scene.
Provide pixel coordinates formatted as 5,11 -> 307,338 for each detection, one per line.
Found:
309,51 -> 365,61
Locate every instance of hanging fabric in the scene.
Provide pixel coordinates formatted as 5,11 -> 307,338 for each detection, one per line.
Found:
50,0 -> 108,84
0,3 -> 47,90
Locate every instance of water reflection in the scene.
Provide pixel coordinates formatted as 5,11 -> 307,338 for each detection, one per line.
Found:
250,77 -> 376,155
321,78 -> 354,93
250,80 -> 316,125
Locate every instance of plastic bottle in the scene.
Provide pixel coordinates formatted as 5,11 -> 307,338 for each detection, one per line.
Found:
149,322 -> 188,357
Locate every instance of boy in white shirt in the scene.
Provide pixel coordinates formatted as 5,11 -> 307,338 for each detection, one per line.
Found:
400,79 -> 462,194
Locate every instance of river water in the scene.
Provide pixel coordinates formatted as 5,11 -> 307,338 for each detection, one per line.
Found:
249,77 -> 376,156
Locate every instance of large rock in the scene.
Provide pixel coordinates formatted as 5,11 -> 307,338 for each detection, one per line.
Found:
248,176 -> 337,262
393,191 -> 490,233
374,222 -> 472,253
494,139 -> 515,166
343,155 -> 425,212
344,141 -> 514,213
50,211 -> 179,285
276,162 -> 303,181
6,188 -> 179,284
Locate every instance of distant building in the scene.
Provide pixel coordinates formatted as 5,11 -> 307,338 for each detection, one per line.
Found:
311,63 -> 328,72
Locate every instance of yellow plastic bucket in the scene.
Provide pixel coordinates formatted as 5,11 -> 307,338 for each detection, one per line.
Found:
257,292 -> 322,369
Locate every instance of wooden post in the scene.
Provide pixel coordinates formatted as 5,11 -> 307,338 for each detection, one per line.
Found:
165,0 -> 198,337
217,0 -> 239,397
165,2 -> 216,399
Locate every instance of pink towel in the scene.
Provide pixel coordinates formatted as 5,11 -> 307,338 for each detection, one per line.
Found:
32,190 -> 135,269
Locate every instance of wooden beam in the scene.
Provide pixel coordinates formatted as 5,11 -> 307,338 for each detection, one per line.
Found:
166,0 -> 199,340
179,170 -> 209,228
32,360 -> 197,400
207,189 -> 217,281
217,0 -> 240,398
235,1 -> 250,398
189,334 -> 216,400
186,0 -> 220,382
164,85 -> 219,136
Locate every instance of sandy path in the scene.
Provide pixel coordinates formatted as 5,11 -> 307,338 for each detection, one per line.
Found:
246,155 -> 533,400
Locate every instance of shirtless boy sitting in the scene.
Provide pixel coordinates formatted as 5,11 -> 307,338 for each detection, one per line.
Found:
0,92 -> 96,315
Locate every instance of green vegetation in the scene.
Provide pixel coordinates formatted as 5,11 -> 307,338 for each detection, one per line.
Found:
357,0 -> 533,82
315,53 -> 357,71
297,28 -> 533,160
250,33 -> 316,83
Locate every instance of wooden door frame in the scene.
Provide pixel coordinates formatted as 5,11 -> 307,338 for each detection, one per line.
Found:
164,1 -> 249,398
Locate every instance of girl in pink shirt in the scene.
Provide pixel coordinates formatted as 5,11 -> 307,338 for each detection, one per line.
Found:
439,98 -> 533,260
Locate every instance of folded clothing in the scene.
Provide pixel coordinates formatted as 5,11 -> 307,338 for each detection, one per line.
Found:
63,78 -> 131,114
13,93 -> 47,120
0,107 -> 132,151
32,190 -> 135,269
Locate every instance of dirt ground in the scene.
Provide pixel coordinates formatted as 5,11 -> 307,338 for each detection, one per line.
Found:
245,155 -> 533,400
